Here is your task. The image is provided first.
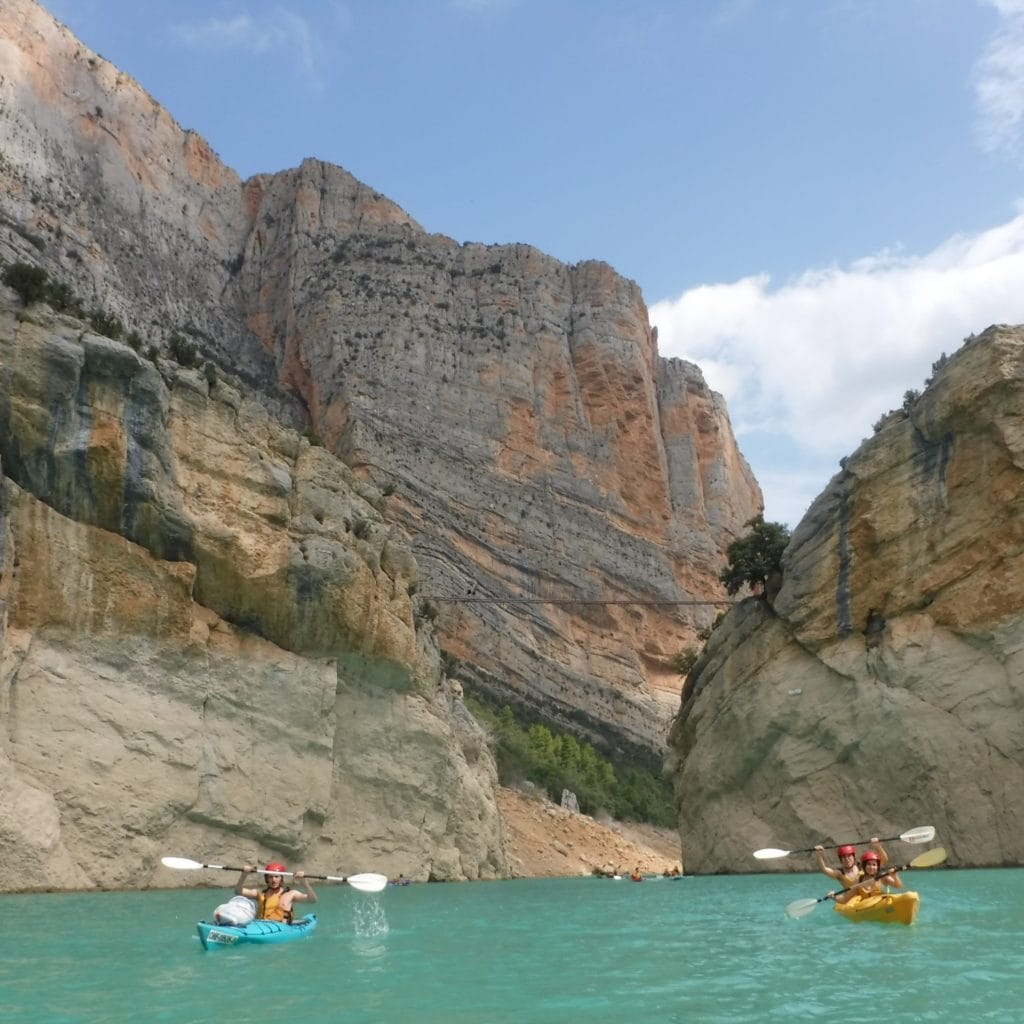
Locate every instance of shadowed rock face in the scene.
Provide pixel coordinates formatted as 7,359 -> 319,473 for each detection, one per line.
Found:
0,0 -> 761,773
0,302 -> 506,890
669,327 -> 1024,872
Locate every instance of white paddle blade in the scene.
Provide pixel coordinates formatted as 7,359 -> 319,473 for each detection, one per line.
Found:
900,826 -> 936,845
161,856 -> 204,871
346,872 -> 389,893
753,848 -> 790,860
785,898 -> 821,919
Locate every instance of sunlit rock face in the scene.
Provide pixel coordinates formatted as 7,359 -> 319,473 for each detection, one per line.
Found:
235,170 -> 761,756
0,2 -> 769,889
0,0 -> 762,778
669,327 -> 1024,872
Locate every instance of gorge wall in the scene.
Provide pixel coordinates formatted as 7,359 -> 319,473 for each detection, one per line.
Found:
0,299 -> 506,889
668,327 -> 1024,872
0,0 -> 760,762
0,0 -> 762,887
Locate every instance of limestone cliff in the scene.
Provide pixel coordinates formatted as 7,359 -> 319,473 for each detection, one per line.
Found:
668,327 -> 1024,872
0,298 -> 506,890
0,0 -> 761,775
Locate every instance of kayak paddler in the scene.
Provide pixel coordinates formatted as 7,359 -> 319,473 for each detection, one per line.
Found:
236,862 -> 317,923
843,849 -> 904,899
816,837 -> 890,905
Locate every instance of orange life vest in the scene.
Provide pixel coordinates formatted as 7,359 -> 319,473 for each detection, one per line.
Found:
257,887 -> 292,923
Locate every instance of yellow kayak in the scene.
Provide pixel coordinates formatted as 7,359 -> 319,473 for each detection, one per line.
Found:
833,891 -> 920,925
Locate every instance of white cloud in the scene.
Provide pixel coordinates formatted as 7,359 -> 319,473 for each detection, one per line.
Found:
975,0 -> 1024,158
751,463 -> 837,534
985,0 -> 1024,15
650,211 -> 1024,524
172,8 -> 318,75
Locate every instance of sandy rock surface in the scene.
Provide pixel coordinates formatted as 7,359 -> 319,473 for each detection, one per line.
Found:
497,788 -> 683,878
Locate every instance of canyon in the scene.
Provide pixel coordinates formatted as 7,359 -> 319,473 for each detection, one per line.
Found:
0,0 -> 757,889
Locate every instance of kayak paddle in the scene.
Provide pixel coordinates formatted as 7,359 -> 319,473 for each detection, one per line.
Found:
160,856 -> 389,893
753,825 -> 935,860
784,846 -> 947,919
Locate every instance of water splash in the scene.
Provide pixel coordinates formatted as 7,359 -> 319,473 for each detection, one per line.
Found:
352,896 -> 389,939
339,895 -> 388,967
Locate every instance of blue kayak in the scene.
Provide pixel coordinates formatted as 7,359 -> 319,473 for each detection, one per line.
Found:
196,914 -> 318,950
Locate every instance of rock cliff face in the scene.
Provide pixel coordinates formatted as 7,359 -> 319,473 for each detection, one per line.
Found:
234,165 -> 759,756
0,299 -> 505,889
668,327 -> 1024,872
0,1 -> 762,888
0,0 -> 761,773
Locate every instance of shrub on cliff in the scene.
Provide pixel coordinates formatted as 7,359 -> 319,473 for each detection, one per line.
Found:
719,514 -> 790,597
669,647 -> 699,676
3,261 -> 50,305
168,332 -> 199,367
88,307 -> 124,340
2,262 -> 86,316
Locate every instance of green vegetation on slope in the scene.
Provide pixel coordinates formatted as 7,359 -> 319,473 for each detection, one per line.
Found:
464,697 -> 676,828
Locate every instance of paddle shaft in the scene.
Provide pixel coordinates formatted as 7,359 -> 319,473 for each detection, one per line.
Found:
160,858 -> 388,892
754,825 -> 934,860
198,863 -> 306,878
808,834 -> 908,856
818,861 -> 912,904
227,865 -> 358,884
790,832 -> 919,857
840,857 -> 926,897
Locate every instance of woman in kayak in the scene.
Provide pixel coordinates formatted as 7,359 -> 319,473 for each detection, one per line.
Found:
846,849 -> 902,898
814,843 -> 861,891
235,862 -> 317,923
815,837 -> 889,901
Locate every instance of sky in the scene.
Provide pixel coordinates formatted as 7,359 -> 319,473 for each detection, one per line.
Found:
43,0 -> 1024,527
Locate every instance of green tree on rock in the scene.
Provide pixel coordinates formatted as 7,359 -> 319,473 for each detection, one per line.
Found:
2,262 -> 50,305
720,515 -> 791,597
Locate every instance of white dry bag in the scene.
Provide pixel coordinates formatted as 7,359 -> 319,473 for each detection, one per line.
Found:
211,895 -> 257,926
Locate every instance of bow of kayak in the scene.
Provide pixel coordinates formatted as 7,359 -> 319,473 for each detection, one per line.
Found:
196,914 -> 318,950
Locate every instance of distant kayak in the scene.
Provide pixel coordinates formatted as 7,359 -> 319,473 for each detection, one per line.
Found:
196,914 -> 318,950
833,892 -> 920,925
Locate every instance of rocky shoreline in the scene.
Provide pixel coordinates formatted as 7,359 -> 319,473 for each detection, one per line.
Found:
497,788 -> 683,878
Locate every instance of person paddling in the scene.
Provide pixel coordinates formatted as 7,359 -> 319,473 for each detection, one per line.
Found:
814,843 -> 861,890
815,836 -> 889,894
236,862 -> 317,923
845,849 -> 903,899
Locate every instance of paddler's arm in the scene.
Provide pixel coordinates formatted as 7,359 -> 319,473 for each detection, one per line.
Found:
880,867 -> 902,889
870,837 -> 889,866
814,845 -> 838,880
293,870 -> 318,904
236,864 -> 258,898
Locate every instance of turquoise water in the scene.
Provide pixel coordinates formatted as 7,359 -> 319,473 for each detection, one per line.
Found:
2,870 -> 1022,1023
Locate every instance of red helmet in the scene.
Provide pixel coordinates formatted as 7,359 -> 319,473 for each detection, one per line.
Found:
837,845 -> 857,858
861,850 -> 880,865
264,862 -> 287,874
